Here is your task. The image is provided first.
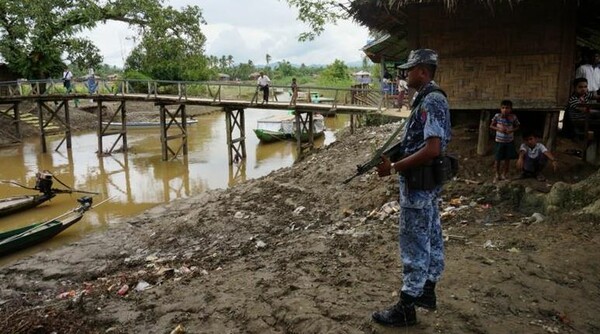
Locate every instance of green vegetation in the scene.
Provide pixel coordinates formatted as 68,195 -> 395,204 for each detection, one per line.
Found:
0,0 -> 207,80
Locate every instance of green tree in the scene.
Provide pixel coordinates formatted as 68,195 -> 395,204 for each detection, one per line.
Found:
0,0 -> 208,79
318,59 -> 351,87
321,59 -> 349,80
265,53 -> 272,67
124,2 -> 212,82
283,0 -> 348,41
275,60 -> 295,78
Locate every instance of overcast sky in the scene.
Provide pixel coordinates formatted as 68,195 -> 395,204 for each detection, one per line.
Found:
81,0 -> 370,68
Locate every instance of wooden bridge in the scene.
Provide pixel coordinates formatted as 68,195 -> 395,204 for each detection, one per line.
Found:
0,78 -> 401,163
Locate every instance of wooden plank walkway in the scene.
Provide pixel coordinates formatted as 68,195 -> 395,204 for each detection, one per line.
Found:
0,79 -> 406,162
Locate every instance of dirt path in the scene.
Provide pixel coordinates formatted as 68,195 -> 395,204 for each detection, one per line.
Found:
0,122 -> 599,334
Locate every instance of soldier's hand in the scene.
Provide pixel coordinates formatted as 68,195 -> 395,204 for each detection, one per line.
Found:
376,155 -> 393,177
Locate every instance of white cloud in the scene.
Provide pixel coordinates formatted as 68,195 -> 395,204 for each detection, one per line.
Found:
79,0 -> 369,67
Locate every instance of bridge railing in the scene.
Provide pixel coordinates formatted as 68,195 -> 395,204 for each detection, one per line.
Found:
0,79 -> 396,110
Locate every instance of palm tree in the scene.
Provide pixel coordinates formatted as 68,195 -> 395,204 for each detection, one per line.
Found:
265,54 -> 271,67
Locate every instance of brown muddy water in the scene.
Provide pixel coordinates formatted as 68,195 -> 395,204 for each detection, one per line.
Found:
0,109 -> 349,265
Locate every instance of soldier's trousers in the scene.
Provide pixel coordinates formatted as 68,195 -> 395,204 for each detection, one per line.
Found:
398,178 -> 445,298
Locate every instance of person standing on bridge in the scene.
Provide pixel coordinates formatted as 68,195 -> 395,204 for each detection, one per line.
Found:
62,66 -> 73,93
373,49 -> 451,327
289,78 -> 298,106
257,71 -> 271,104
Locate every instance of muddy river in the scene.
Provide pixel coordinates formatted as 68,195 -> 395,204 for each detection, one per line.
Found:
0,109 -> 349,264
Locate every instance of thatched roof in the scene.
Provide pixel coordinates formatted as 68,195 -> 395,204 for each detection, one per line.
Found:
348,0 -> 600,50
361,34 -> 408,63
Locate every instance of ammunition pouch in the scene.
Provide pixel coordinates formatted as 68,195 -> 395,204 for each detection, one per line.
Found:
401,154 -> 459,190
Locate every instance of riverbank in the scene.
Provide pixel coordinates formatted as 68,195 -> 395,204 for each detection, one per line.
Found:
0,121 -> 599,333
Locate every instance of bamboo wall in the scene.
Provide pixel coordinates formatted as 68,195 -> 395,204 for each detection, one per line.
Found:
407,0 -> 576,110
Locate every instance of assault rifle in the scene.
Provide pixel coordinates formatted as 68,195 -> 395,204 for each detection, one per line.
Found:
343,119 -> 407,184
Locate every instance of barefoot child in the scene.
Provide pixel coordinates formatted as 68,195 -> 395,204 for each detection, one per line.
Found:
490,100 -> 520,181
516,132 -> 558,181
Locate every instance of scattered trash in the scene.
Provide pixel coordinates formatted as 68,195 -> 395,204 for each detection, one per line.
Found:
529,212 -> 545,224
542,325 -> 560,333
293,206 -> 306,215
449,198 -> 462,206
170,324 -> 186,334
134,280 -> 152,292
443,234 -> 466,242
368,201 -> 400,220
507,247 -> 520,253
57,290 -> 77,299
255,240 -> 267,249
234,211 -> 245,219
157,267 -> 175,277
483,240 -> 497,249
145,255 -> 158,262
117,284 -> 129,296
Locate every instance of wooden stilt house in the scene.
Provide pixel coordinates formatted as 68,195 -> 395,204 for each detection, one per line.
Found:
349,0 -> 600,154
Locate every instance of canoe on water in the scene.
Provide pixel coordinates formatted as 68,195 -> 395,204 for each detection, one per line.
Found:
0,196 -> 93,257
253,114 -> 325,143
0,193 -> 56,218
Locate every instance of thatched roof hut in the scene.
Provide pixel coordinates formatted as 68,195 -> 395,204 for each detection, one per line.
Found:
349,0 -> 600,152
350,0 -> 599,109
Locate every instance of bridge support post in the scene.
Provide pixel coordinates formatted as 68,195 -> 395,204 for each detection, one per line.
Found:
36,100 -> 73,153
98,100 -> 128,155
37,101 -> 47,153
0,101 -> 22,142
158,103 -> 188,161
477,110 -> 491,155
294,111 -> 315,158
225,108 -> 246,165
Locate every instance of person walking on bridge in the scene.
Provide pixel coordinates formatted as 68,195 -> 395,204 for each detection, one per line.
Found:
373,49 -> 451,327
257,71 -> 271,104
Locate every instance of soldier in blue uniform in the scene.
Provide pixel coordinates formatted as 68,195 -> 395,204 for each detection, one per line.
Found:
373,49 -> 452,327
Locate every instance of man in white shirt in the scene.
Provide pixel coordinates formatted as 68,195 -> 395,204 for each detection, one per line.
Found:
575,50 -> 600,94
257,71 -> 271,104
62,67 -> 74,93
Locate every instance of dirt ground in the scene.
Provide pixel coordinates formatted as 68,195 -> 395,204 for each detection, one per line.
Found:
0,107 -> 600,334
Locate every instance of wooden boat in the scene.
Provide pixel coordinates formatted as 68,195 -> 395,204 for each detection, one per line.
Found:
0,197 -> 93,257
0,193 -> 56,218
102,119 -> 198,129
253,114 -> 325,143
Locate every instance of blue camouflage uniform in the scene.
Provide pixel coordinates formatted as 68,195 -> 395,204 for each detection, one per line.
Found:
398,80 -> 451,297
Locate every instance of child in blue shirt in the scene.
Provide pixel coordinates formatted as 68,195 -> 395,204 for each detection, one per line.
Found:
490,100 -> 520,181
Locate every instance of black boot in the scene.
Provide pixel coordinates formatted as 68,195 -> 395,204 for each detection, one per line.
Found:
415,280 -> 437,310
372,292 -> 417,327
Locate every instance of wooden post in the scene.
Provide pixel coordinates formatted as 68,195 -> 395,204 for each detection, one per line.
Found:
546,111 -> 559,151
121,101 -> 128,152
159,105 -> 168,161
225,108 -> 246,165
64,99 -> 72,149
477,110 -> 491,156
97,100 -> 103,155
225,109 -> 233,164
295,111 -> 302,156
37,101 -> 47,153
14,103 -> 21,139
181,104 -> 188,156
